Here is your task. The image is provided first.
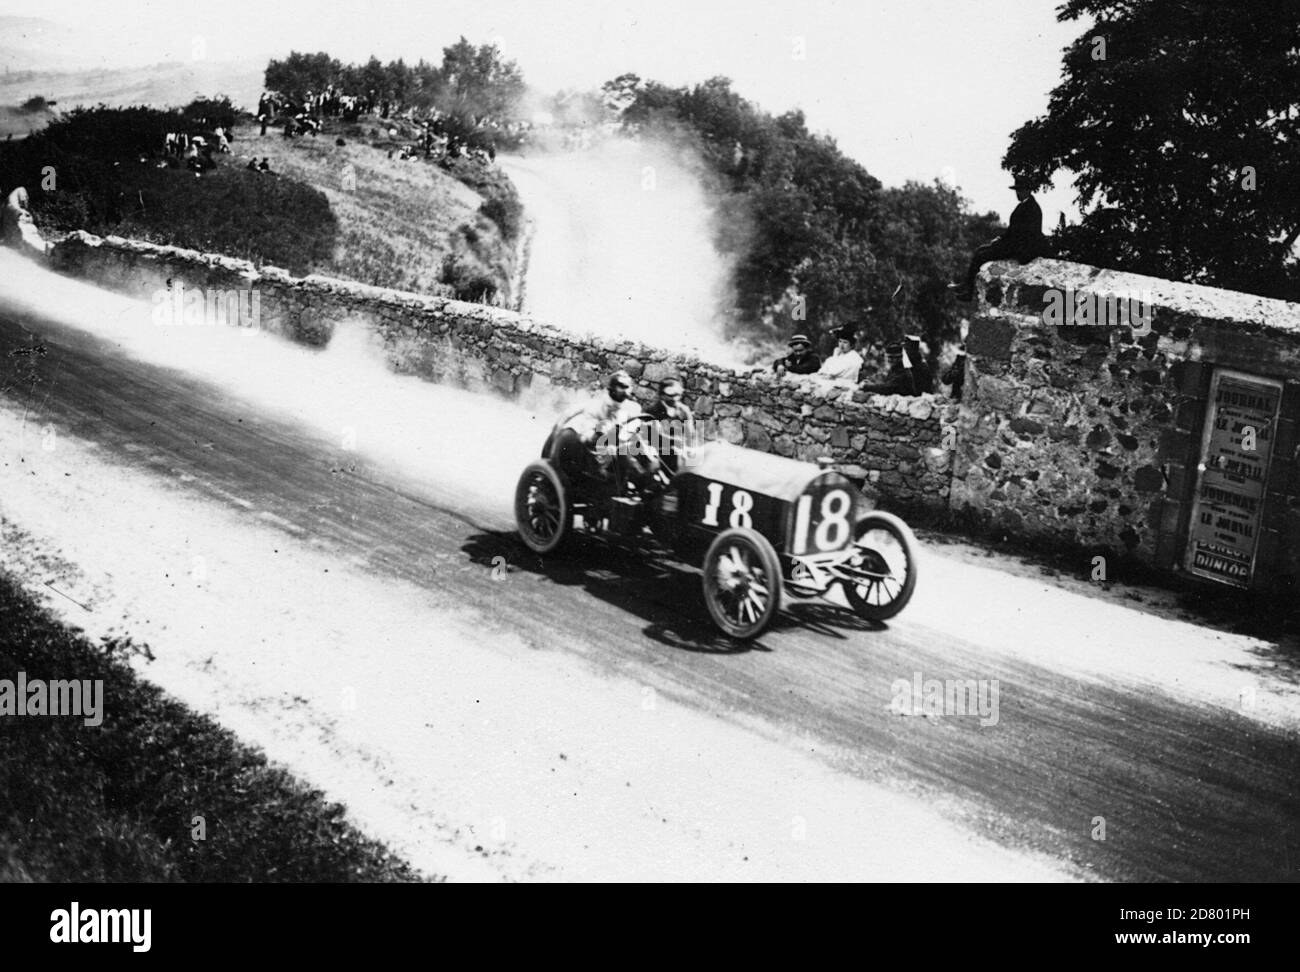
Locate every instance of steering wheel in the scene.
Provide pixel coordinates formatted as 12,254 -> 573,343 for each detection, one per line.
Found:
604,414 -> 670,491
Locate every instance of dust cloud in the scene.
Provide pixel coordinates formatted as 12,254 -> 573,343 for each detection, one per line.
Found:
0,251 -> 546,506
500,136 -> 746,368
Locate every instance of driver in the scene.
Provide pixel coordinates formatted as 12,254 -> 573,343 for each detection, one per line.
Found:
645,377 -> 696,474
550,370 -> 643,482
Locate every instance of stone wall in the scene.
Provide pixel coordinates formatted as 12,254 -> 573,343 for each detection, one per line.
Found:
954,257 -> 1300,591
48,231 -> 955,514
47,232 -> 1300,590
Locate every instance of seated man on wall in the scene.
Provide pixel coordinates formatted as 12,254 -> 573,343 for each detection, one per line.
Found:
952,173 -> 1048,302
772,334 -> 821,376
550,370 -> 643,485
902,334 -> 933,394
859,341 -> 924,396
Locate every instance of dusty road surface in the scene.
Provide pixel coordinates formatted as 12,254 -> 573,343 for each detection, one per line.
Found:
1,254 -> 1297,881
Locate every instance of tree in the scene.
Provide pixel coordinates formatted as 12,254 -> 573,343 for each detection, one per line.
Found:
409,59 -> 444,110
611,74 -> 991,350
1004,0 -> 1300,299
359,56 -> 387,99
437,37 -> 525,120
264,52 -> 340,98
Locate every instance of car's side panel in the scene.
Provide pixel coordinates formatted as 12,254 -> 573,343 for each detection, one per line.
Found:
674,473 -> 789,553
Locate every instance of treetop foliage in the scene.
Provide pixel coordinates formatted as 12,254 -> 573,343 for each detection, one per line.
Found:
264,39 -> 525,121
1005,0 -> 1300,299
611,74 -> 1001,358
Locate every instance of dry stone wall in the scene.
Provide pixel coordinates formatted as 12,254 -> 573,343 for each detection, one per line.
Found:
45,233 -> 1300,591
48,231 -> 954,514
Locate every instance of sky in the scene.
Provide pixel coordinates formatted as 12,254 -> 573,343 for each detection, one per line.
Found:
0,0 -> 1088,219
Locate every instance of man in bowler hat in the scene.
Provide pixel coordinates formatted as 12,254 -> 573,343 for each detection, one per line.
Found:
952,174 -> 1047,301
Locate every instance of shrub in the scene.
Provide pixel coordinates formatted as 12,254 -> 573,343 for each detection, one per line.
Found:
180,95 -> 237,132
479,192 -> 522,242
0,105 -> 337,275
439,253 -> 497,303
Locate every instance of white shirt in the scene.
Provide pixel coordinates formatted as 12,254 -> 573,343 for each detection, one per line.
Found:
818,349 -> 864,382
562,391 -> 641,443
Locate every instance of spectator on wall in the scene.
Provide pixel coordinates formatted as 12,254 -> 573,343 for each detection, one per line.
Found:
859,341 -> 924,396
902,334 -> 933,394
942,345 -> 967,401
817,325 -> 864,383
952,174 -> 1048,301
772,334 -> 822,376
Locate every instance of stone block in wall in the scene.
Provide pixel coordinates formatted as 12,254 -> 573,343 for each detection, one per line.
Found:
744,424 -> 772,452
906,397 -> 934,420
642,361 -> 677,383
924,447 -> 952,473
491,368 -> 516,396
718,417 -> 744,444
967,315 -> 1016,363
797,442 -> 827,463
973,374 -> 1018,412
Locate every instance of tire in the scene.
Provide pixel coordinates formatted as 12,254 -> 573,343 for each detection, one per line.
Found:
702,528 -> 784,640
515,461 -> 571,555
841,511 -> 918,621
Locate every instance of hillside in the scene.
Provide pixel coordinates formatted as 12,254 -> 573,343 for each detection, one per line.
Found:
230,119 -> 519,300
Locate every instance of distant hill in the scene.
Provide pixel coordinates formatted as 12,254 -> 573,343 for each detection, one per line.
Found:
0,15 -> 108,73
0,14 -> 265,131
0,60 -> 264,118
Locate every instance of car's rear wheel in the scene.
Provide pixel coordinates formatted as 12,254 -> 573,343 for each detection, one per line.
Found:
841,512 -> 917,621
515,461 -> 571,554
702,528 -> 783,639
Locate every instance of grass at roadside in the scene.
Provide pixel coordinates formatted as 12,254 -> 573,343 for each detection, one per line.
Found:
0,569 -> 427,882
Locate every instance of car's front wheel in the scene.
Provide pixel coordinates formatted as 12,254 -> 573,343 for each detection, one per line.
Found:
702,528 -> 783,640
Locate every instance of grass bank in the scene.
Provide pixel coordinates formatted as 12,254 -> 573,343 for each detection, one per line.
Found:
0,570 -> 426,882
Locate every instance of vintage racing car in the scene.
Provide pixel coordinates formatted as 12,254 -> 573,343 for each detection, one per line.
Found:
513,414 -> 918,640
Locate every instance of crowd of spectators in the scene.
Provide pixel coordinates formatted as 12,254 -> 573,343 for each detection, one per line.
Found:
764,175 -> 1047,402
768,323 -> 966,400
256,87 -> 526,168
